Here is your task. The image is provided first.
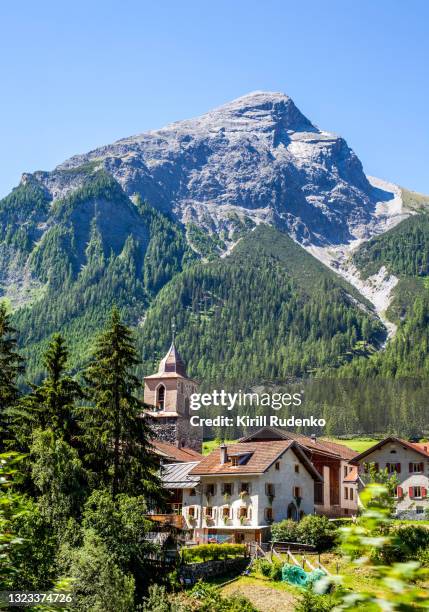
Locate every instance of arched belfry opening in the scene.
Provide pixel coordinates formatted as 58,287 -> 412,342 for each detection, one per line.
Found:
156,384 -> 166,411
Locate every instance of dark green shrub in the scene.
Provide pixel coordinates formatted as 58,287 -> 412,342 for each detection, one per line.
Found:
297,515 -> 337,552
269,561 -> 283,581
255,559 -> 272,577
396,525 -> 429,556
271,519 -> 299,543
182,543 -> 246,564
295,590 -> 336,612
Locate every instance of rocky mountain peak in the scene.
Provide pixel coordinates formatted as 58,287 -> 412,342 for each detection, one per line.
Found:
10,92 -> 398,248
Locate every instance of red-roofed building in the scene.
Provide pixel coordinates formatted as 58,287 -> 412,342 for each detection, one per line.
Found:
352,437 -> 429,519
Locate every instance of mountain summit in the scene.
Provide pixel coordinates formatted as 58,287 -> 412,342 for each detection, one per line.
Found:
30,91 -> 392,246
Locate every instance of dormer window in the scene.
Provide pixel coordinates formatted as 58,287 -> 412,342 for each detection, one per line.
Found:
228,451 -> 253,466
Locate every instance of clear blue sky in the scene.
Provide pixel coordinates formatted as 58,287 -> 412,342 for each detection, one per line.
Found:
1,0 -> 428,198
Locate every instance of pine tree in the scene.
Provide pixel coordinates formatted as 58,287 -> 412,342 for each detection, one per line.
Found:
80,307 -> 161,500
0,302 -> 24,449
15,334 -> 83,448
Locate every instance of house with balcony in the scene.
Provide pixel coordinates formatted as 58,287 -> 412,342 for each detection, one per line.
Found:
238,427 -> 359,517
352,437 -> 429,519
179,440 -> 323,544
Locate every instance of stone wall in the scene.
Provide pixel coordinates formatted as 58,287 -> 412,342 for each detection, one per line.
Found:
180,557 -> 248,581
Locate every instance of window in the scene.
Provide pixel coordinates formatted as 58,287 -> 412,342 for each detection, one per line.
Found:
240,482 -> 250,494
409,462 -> 424,473
293,486 -> 301,498
239,506 -> 247,518
205,484 -> 216,497
410,486 -> 422,499
266,483 -> 275,497
265,507 -> 273,522
417,506 -> 424,515
344,508 -> 349,515
344,487 -> 349,500
189,488 -> 196,497
222,506 -> 230,518
275,462 -> 280,471
344,466 -> 348,478
390,449 -> 397,454
222,483 -> 233,496
350,488 -> 354,501
231,456 -> 239,466
295,465 -> 300,474
386,463 -> 401,474
205,506 -> 213,517
188,507 -> 195,517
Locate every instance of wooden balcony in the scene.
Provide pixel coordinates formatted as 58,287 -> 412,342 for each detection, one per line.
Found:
147,513 -> 184,529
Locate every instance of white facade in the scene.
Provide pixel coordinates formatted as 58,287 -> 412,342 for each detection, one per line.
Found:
358,439 -> 429,519
182,447 -> 315,537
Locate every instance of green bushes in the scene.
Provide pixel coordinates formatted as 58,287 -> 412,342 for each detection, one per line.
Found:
295,590 -> 337,612
268,561 -> 283,581
271,515 -> 337,552
271,519 -> 298,543
395,524 -> 429,556
253,559 -> 272,577
181,543 -> 246,564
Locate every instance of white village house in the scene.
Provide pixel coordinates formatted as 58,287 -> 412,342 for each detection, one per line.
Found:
352,437 -> 429,519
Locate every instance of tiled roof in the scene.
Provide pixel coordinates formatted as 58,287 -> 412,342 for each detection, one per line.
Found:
352,437 -> 429,463
189,440 -> 322,482
161,461 -> 201,488
343,466 -> 358,482
238,427 -> 357,460
151,439 -> 203,462
411,442 -> 429,457
190,440 -> 292,475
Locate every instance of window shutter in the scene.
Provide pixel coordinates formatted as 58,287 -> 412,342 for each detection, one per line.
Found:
409,487 -> 414,498
422,487 -> 427,498
420,462 -> 424,473
397,486 -> 403,498
409,462 -> 413,473
396,463 -> 401,473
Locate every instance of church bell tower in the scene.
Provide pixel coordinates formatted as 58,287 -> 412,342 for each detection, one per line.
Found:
143,338 -> 202,453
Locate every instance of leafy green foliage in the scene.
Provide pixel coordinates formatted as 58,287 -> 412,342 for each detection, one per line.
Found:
181,543 -> 246,563
271,515 -> 336,552
322,484 -> 429,610
66,530 -> 135,612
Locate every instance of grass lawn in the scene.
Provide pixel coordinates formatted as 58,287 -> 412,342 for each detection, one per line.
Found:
320,437 -> 379,453
203,436 -> 378,455
220,575 -> 297,611
203,439 -> 237,454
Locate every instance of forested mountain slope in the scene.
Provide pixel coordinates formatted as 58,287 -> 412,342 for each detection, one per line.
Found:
136,226 -> 384,385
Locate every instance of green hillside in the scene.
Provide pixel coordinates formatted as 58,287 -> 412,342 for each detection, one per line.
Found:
136,225 -> 383,384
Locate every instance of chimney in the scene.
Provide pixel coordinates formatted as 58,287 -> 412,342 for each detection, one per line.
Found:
311,433 -> 317,443
220,444 -> 228,465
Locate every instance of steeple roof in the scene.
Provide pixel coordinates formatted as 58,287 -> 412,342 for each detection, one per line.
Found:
157,343 -> 187,377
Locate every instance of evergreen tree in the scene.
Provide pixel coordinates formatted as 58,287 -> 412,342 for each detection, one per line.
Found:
0,302 -> 24,450
80,307 -> 161,500
14,334 -> 83,449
